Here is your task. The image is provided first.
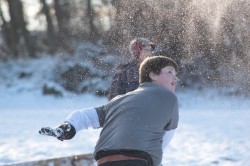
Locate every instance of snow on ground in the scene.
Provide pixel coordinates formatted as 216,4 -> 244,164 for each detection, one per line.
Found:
0,56 -> 250,166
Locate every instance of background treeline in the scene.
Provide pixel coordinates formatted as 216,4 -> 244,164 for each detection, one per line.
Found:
0,0 -> 249,96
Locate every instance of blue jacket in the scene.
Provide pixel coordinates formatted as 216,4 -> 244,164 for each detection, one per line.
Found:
108,61 -> 140,100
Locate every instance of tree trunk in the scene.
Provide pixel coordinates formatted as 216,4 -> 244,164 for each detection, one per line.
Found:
40,0 -> 57,53
7,0 -> 36,57
53,0 -> 74,53
0,1 -> 18,57
87,0 -> 98,41
41,0 -> 55,37
54,0 -> 71,35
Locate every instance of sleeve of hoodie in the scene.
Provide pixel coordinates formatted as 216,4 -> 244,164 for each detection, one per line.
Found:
94,105 -> 109,127
65,107 -> 101,132
162,129 -> 175,149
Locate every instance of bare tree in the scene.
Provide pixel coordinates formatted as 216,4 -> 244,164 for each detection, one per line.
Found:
40,0 -> 57,53
54,0 -> 71,35
6,0 -> 36,57
0,1 -> 18,57
53,0 -> 74,53
87,0 -> 98,41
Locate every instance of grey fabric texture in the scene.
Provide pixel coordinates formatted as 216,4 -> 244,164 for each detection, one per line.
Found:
95,82 -> 179,166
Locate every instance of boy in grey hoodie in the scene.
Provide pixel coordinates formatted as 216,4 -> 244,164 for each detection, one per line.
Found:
39,56 -> 179,166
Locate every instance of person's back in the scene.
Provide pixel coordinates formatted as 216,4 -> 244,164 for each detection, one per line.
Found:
95,82 -> 179,166
108,61 -> 139,99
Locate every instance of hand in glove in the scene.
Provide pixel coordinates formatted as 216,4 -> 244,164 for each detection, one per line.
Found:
39,122 -> 76,141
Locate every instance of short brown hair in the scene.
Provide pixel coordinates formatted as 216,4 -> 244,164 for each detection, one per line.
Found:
139,56 -> 179,83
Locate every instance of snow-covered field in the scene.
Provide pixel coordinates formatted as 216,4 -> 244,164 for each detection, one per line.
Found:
0,56 -> 250,166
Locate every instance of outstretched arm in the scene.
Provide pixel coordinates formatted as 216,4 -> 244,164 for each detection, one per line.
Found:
65,107 -> 100,131
39,107 -> 100,141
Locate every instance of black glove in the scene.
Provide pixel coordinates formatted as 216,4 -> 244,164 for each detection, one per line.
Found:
39,122 -> 76,141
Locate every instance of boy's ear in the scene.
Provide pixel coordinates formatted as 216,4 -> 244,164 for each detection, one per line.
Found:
149,72 -> 158,81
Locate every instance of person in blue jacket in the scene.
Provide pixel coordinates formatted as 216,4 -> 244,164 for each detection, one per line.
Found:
108,37 -> 155,100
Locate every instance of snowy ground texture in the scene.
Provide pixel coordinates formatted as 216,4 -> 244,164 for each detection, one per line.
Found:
0,56 -> 250,166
